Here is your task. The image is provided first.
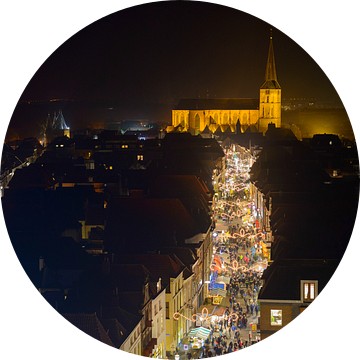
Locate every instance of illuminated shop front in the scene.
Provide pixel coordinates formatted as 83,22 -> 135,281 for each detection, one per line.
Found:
270,310 -> 282,326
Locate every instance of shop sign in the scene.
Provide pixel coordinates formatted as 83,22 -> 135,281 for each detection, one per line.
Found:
213,296 -> 222,305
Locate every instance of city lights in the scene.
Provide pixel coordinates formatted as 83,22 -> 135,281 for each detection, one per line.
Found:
173,306 -> 239,324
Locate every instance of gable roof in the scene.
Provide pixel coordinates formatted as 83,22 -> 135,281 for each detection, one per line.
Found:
201,125 -> 212,134
62,313 -> 115,347
100,318 -> 127,348
112,254 -> 184,284
160,247 -> 198,278
102,306 -> 142,334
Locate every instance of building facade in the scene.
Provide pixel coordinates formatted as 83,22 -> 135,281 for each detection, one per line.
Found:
171,36 -> 281,135
150,281 -> 167,358
258,259 -> 339,340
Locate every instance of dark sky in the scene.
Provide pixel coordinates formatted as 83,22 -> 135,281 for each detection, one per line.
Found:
19,1 -> 340,104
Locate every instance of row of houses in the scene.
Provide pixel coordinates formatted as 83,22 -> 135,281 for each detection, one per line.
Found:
243,127 -> 358,339
2,131 -> 225,356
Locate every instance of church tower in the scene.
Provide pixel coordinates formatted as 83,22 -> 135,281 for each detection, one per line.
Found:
258,31 -> 281,134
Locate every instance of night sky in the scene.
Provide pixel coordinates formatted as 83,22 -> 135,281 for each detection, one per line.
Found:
18,1 -> 339,104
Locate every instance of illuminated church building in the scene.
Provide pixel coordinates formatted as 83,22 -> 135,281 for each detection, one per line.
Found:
171,35 -> 281,135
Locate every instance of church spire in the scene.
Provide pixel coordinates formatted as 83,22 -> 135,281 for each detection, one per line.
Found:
261,29 -> 280,89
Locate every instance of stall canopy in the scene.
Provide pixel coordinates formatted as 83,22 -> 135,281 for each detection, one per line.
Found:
216,275 -> 230,284
210,288 -> 227,297
188,327 -> 211,340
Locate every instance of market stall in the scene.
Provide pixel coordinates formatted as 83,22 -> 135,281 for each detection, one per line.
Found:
216,275 -> 230,284
187,327 -> 211,349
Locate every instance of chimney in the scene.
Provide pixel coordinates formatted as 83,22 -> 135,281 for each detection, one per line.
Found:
157,278 -> 162,292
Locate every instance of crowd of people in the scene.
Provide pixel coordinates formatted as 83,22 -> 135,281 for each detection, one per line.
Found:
178,147 -> 265,358
203,148 -> 264,356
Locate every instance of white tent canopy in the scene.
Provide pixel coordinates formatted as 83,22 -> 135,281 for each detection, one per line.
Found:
187,327 -> 211,340
216,275 -> 230,284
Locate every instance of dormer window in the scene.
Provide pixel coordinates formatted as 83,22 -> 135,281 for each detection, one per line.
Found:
301,280 -> 318,302
304,283 -> 315,300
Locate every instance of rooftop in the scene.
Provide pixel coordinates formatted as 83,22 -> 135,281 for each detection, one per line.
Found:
174,98 -> 259,111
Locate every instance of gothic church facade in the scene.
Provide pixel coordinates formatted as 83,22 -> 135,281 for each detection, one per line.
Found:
171,36 -> 281,135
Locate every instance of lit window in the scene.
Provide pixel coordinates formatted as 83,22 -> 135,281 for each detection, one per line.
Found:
301,280 -> 317,302
137,155 -> 143,161
304,282 -> 315,301
122,144 -> 128,148
270,310 -> 282,326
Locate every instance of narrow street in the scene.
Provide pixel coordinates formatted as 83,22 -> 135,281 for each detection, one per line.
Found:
170,145 -> 266,358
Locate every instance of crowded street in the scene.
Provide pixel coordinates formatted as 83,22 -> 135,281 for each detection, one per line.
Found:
170,144 -> 268,359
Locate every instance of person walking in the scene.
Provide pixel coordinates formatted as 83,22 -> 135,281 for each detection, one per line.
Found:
244,316 -> 248,329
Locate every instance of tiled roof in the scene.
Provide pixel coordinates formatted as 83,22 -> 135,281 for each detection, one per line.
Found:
160,246 -> 197,270
148,174 -> 210,201
105,197 -> 201,252
101,306 -> 142,333
62,313 -> 115,347
112,254 -> 184,284
174,98 -> 259,110
100,318 -> 127,348
259,259 -> 340,301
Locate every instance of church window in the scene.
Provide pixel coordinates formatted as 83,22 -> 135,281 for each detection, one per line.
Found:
271,108 -> 274,117
267,96 -> 269,103
242,113 -> 247,124
195,114 -> 200,129
180,113 -> 185,127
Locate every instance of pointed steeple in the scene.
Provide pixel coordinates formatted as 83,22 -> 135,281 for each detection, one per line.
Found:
261,29 -> 281,89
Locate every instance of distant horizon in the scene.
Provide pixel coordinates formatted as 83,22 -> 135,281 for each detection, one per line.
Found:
16,94 -> 346,107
